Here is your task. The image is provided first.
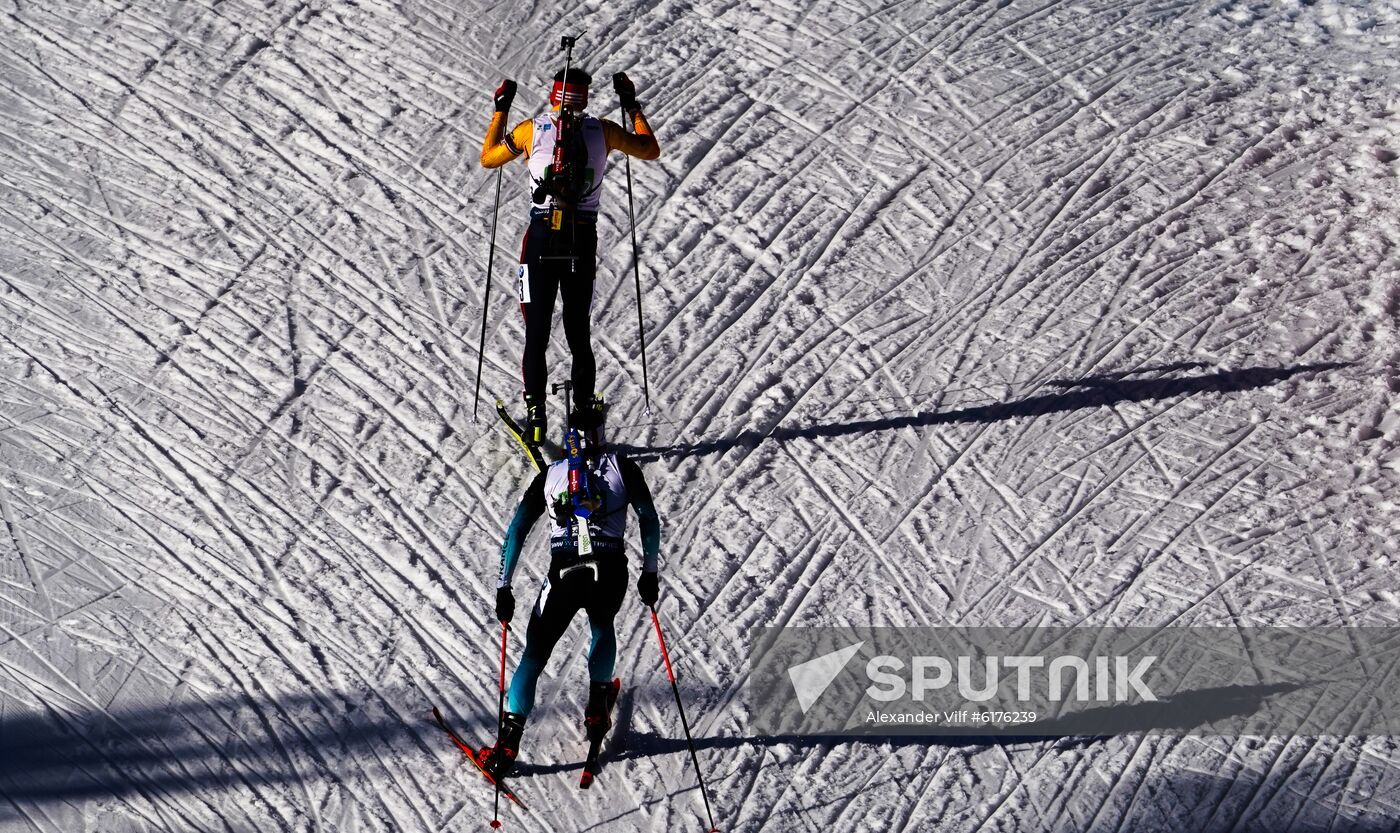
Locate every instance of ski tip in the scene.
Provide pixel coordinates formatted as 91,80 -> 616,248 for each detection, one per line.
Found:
579,771 -> 594,790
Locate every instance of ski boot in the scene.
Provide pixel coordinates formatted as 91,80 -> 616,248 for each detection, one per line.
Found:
480,711 -> 526,780
524,394 -> 547,448
584,679 -> 619,743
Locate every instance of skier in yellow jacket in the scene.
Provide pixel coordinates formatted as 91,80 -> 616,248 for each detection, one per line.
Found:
481,69 -> 660,449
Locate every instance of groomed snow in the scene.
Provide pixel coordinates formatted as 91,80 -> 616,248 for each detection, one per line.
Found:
1,0 -> 1398,830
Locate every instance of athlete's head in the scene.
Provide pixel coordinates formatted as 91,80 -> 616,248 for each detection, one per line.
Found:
566,405 -> 606,454
550,67 -> 591,110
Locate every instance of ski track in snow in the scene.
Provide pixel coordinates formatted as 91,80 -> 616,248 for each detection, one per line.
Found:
1,0 -> 1399,830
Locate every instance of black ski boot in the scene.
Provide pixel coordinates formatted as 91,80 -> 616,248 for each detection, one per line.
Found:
524,394 -> 546,447
579,394 -> 605,421
480,711 -> 526,779
584,680 -> 617,743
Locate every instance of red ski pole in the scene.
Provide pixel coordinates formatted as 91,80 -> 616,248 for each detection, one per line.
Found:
491,620 -> 508,829
649,605 -> 719,832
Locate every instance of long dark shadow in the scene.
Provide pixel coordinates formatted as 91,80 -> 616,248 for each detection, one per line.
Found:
1045,359 -> 1214,387
518,681 -> 1305,774
0,693 -> 457,810
0,676 -> 1363,830
615,362 -> 1351,462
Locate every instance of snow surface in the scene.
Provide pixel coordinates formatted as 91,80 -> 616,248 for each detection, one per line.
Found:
2,0 -> 1399,830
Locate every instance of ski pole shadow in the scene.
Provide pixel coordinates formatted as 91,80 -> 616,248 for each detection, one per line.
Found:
615,362 -> 1351,462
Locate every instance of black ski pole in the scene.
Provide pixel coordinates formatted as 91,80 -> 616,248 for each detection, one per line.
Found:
491,620 -> 508,829
649,605 -> 719,832
552,380 -> 574,423
472,167 -> 504,421
620,118 -> 652,416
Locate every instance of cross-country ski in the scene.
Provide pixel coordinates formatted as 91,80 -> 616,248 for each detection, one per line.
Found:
432,705 -> 529,814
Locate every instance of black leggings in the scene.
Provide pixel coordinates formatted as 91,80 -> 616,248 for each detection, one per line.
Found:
506,555 -> 627,717
518,216 -> 597,403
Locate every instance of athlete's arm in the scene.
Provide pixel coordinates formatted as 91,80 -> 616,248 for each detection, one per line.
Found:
620,458 -> 661,571
481,115 -> 533,168
602,112 -> 660,161
498,472 -> 546,586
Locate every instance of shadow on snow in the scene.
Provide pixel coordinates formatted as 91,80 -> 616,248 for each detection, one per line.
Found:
615,362 -> 1350,462
0,694 -> 445,812
523,680 -> 1304,773
1,678 -> 1385,832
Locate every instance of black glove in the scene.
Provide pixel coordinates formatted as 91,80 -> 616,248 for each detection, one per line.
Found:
637,571 -> 659,606
612,72 -> 638,113
494,79 -> 517,113
496,586 -> 515,623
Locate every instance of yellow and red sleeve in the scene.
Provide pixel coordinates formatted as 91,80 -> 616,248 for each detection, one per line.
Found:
481,114 -> 533,168
602,110 -> 661,160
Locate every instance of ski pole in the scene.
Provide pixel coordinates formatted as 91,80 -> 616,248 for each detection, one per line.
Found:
491,619 -> 509,829
620,121 -> 652,416
472,167 -> 504,421
649,605 -> 718,832
552,379 -> 574,422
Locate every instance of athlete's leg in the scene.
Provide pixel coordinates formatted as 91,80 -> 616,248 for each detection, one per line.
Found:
586,621 -> 616,683
558,223 -> 598,402
507,575 -> 581,717
582,558 -> 627,683
519,218 -> 561,411
582,558 -> 627,738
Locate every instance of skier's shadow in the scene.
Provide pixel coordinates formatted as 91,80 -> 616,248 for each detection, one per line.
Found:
509,678 -> 1321,774
516,679 -> 1306,776
614,361 -> 1350,462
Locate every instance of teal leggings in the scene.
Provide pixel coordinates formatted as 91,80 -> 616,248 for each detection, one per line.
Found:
507,564 -> 625,717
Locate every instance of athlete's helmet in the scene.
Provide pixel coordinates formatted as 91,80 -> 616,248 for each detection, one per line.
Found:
550,68 -> 591,109
567,402 -> 606,451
